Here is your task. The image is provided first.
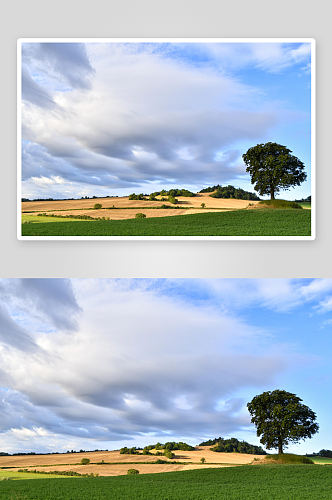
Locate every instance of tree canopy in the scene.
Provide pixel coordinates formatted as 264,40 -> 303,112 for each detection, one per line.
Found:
242,142 -> 307,200
199,184 -> 260,200
199,437 -> 266,455
247,390 -> 319,454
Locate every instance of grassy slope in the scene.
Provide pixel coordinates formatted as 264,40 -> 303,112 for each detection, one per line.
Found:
21,209 -> 311,237
309,457 -> 332,464
0,465 -> 331,499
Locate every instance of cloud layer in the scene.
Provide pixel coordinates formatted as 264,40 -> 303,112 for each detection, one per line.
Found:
20,41 -> 312,199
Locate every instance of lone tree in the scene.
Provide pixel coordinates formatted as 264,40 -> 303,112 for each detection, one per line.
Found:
247,390 -> 319,454
242,142 -> 307,200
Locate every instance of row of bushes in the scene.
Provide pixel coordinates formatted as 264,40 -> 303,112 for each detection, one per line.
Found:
308,449 -> 332,458
17,469 -> 99,477
37,213 -> 111,221
120,441 -> 195,455
119,446 -> 175,459
155,442 -> 196,452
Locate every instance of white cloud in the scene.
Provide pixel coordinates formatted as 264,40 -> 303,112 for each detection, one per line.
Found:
31,175 -> 66,187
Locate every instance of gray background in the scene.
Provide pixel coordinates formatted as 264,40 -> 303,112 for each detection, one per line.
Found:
1,0 -> 330,277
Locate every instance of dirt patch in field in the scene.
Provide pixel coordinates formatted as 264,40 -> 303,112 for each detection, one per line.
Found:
0,447 -> 266,477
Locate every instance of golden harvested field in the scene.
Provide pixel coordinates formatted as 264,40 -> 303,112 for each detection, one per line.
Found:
22,194 -> 258,220
0,447 -> 266,477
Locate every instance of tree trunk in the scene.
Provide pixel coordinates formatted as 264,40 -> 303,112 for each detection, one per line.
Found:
278,441 -> 283,454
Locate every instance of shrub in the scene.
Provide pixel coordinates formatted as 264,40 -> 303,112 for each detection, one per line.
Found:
200,457 -> 206,464
80,458 -> 90,465
164,449 -> 175,459
93,203 -> 102,209
168,196 -> 178,204
201,203 -> 205,208
135,213 -> 146,218
127,468 -> 139,475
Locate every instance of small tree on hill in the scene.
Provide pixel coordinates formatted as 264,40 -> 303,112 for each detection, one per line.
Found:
242,142 -> 307,200
247,390 -> 319,454
93,203 -> 102,209
80,458 -> 90,465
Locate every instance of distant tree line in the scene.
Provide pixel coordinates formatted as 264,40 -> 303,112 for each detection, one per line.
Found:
21,196 -> 116,202
199,185 -> 260,200
199,437 -> 266,455
0,448 -> 107,456
295,196 -> 311,203
120,441 -> 195,456
307,449 -> 332,458
129,189 -> 196,202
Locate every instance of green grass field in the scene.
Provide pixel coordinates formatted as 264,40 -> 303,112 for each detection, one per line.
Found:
309,457 -> 332,464
297,202 -> 311,209
0,471 -> 72,480
21,209 -> 311,237
0,465 -> 331,499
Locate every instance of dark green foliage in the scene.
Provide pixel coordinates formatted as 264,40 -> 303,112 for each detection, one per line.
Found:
168,195 -> 178,204
127,469 -> 139,475
93,203 -> 102,209
200,184 -> 260,200
163,450 -> 175,459
21,209 -> 311,237
242,142 -> 307,200
128,193 -> 145,200
152,442 -> 195,452
135,213 -> 146,218
309,449 -> 332,458
247,390 -> 319,454
151,189 -> 195,198
201,437 -> 266,455
80,458 -> 90,465
120,447 -> 139,455
199,437 -> 221,446
2,465 -> 332,499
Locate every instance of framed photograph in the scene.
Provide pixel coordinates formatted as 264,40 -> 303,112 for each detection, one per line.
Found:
18,38 -> 315,240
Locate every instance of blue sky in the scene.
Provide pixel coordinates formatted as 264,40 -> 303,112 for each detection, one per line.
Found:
20,40 -> 313,200
0,278 -> 330,455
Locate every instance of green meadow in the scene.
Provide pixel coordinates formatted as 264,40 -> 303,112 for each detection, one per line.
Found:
21,209 -> 311,237
0,470 -> 71,480
0,464 -> 331,499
